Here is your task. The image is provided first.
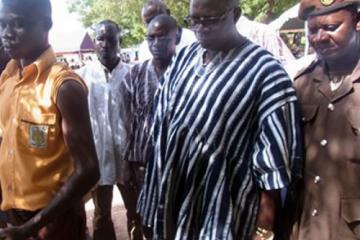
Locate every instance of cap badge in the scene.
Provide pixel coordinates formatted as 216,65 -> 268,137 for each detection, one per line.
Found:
320,0 -> 335,6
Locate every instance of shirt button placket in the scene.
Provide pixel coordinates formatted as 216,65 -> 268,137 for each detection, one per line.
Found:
315,140 -> 326,218
6,149 -> 15,201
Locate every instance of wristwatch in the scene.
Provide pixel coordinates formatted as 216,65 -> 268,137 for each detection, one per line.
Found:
255,227 -> 274,240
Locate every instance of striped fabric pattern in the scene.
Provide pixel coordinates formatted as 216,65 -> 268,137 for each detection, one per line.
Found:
119,59 -> 160,165
138,41 -> 302,240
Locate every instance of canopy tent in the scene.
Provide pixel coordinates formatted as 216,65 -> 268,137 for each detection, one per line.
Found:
269,3 -> 305,33
49,0 -> 95,55
236,16 -> 295,65
50,30 -> 95,55
269,4 -> 311,57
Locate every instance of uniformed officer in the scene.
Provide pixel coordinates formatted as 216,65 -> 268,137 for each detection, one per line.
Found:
288,0 -> 360,239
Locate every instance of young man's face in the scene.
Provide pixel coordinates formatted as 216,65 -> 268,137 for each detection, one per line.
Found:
94,24 -> 119,66
147,23 -> 177,61
307,9 -> 359,62
0,5 -> 47,60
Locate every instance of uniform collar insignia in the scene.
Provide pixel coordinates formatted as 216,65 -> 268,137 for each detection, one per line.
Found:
320,0 -> 335,6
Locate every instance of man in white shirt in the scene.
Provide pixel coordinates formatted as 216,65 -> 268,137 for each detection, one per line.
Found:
77,20 -> 142,240
236,16 -> 295,65
138,0 -> 197,62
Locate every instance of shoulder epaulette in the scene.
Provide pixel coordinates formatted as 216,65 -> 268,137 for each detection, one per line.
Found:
294,59 -> 321,81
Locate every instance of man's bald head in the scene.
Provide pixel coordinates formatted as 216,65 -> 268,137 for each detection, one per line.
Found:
141,0 -> 170,26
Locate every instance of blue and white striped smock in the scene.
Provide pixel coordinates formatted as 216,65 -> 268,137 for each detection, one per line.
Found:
138,41 -> 302,240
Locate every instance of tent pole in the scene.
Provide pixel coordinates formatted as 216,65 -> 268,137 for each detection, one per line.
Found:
304,21 -> 309,56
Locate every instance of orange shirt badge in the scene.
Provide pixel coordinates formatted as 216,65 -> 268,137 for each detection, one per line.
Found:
29,124 -> 49,148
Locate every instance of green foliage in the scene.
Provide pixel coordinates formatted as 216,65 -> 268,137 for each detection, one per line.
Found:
163,0 -> 190,26
69,0 -> 146,47
241,0 -> 298,22
68,0 -> 298,47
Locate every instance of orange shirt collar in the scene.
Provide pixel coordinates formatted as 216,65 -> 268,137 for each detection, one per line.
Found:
4,46 -> 57,82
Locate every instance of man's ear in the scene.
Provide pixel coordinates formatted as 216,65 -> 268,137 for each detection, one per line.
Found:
356,12 -> 360,31
43,17 -> 53,31
233,7 -> 241,23
175,27 -> 181,45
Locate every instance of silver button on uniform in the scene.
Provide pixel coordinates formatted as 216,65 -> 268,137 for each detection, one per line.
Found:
320,139 -> 328,147
328,103 -> 334,111
314,176 -> 321,184
311,209 -> 318,217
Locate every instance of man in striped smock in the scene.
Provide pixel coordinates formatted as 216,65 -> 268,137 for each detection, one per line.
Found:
138,0 -> 303,239
119,15 -> 178,239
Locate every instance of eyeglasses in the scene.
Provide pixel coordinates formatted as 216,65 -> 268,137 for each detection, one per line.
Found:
184,8 -> 233,28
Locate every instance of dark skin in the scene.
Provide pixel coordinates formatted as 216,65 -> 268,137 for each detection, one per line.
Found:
141,1 -> 182,45
94,23 -> 121,73
189,0 -> 244,63
0,40 -> 10,146
0,39 -> 10,73
141,0 -> 169,26
307,9 -> 360,75
0,2 -> 99,240
0,6 -> 50,67
190,0 -> 280,238
147,16 -> 177,76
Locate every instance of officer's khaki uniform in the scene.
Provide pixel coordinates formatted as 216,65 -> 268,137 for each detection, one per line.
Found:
292,60 -> 360,239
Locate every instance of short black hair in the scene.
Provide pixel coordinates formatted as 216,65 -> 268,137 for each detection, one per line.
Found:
95,20 -> 122,35
190,0 -> 240,9
1,0 -> 52,31
142,0 -> 170,15
2,0 -> 52,18
229,0 -> 240,8
148,14 -> 178,32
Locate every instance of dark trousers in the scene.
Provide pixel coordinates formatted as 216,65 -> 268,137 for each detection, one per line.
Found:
92,183 -> 143,240
2,202 -> 86,240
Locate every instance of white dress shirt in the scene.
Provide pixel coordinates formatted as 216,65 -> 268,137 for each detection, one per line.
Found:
77,60 -> 130,185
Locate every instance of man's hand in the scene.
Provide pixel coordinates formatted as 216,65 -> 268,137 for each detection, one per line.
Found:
252,190 -> 280,240
251,229 -> 275,240
15,80 -> 99,236
0,225 -> 28,240
252,235 -> 263,240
